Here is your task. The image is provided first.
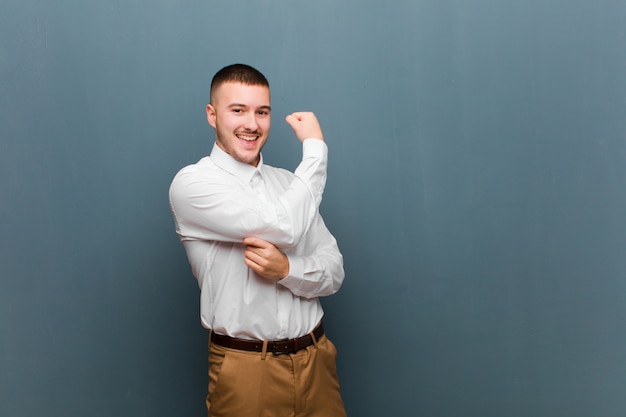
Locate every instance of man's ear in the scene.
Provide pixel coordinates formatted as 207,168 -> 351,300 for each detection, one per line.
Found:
206,104 -> 217,128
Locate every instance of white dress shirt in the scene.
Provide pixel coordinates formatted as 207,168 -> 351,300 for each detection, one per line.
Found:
169,139 -> 344,340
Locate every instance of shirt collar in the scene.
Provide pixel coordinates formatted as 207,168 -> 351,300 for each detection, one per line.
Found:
209,142 -> 264,183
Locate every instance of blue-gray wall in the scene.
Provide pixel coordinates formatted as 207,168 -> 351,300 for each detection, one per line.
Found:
2,1 -> 625,416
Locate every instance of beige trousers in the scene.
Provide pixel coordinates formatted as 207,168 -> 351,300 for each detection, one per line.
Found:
206,334 -> 347,417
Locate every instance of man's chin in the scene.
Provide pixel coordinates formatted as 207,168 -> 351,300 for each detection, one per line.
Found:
234,152 -> 261,166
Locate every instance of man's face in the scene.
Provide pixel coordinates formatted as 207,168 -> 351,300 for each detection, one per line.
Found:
206,82 -> 271,167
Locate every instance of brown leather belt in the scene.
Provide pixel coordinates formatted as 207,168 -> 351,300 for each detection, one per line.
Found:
210,321 -> 324,355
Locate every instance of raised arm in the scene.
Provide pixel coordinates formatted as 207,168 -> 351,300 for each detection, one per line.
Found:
169,113 -> 328,248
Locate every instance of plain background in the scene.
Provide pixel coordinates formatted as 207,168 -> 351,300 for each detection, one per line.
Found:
2,1 -> 626,416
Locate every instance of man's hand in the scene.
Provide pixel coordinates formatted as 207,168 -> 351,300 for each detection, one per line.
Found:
243,237 -> 290,280
285,112 -> 324,142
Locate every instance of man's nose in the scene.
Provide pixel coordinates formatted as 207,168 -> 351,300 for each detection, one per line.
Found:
243,113 -> 258,130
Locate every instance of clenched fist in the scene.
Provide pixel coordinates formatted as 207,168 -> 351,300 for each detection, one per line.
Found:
285,112 -> 324,142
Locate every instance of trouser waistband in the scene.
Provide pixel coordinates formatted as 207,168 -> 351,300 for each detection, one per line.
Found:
210,321 -> 324,355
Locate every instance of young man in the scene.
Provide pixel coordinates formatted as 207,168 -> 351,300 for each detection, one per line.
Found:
169,64 -> 346,417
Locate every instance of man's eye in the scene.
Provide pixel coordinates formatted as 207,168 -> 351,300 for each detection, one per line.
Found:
233,109 -> 242,113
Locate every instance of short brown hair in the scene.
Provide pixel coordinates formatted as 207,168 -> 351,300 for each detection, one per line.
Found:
210,64 -> 269,103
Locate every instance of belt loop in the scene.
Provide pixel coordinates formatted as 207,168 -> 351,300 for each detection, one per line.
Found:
261,340 -> 269,360
309,331 -> 318,348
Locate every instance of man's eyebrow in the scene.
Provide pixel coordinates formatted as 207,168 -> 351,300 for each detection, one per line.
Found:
226,103 -> 271,111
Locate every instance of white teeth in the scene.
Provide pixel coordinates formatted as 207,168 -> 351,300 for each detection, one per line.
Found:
237,134 -> 257,141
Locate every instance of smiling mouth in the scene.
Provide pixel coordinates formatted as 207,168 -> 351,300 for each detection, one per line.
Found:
236,133 -> 259,142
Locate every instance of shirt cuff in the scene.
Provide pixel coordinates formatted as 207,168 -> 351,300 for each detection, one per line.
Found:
302,138 -> 327,158
279,255 -> 304,285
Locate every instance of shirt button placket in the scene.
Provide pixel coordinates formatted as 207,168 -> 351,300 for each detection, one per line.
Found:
251,172 -> 268,203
